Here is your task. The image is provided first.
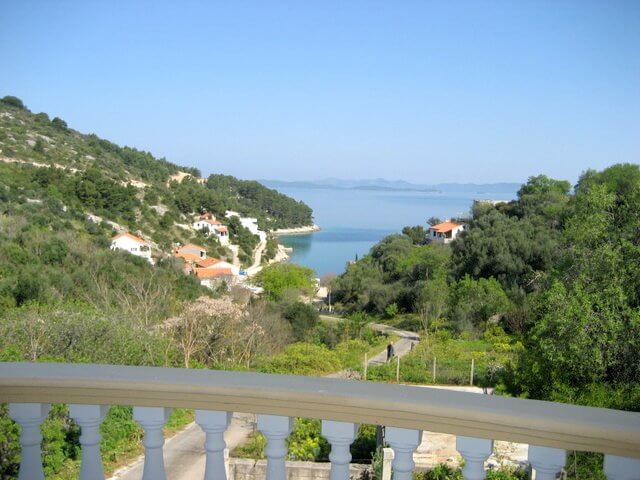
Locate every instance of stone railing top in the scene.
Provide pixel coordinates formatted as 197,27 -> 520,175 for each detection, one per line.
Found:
1,362 -> 639,457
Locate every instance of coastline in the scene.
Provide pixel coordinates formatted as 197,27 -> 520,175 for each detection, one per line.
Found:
271,224 -> 321,236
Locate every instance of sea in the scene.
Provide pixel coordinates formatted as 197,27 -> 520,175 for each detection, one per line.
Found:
273,185 -> 519,277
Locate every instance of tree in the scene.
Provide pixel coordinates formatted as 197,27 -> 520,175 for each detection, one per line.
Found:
448,276 -> 512,332
257,264 -> 316,301
0,96 -> 26,110
281,301 -> 319,341
51,117 -> 68,130
165,296 -> 244,367
402,225 -> 427,245
451,209 -> 559,292
427,217 -> 442,226
416,276 -> 448,333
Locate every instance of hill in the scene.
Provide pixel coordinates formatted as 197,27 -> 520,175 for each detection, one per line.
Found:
261,178 -> 521,195
0,95 -> 313,264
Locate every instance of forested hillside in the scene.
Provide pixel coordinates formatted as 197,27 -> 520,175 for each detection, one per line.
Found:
333,163 -> 640,411
0,95 -> 313,242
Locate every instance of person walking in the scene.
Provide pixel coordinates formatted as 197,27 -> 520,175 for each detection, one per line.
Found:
386,342 -> 394,362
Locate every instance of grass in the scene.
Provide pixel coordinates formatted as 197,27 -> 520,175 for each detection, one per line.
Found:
366,328 -> 519,387
50,408 -> 194,480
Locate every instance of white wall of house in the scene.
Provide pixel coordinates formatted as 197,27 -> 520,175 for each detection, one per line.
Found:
193,220 -> 211,231
213,228 -> 230,246
110,236 -> 153,263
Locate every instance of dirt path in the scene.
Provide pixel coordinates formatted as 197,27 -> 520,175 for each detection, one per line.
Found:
245,239 -> 266,276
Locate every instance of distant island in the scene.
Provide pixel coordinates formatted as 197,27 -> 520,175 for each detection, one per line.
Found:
261,178 -> 522,195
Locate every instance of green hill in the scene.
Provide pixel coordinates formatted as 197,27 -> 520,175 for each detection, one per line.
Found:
0,95 -> 313,263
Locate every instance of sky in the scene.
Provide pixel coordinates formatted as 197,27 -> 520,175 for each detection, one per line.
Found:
1,1 -> 639,184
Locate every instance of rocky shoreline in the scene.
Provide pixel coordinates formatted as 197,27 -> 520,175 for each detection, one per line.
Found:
271,224 -> 321,236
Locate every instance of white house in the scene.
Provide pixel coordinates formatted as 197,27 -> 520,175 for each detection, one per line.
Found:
110,233 -> 153,264
225,211 -> 267,242
192,218 -> 230,245
428,221 -> 465,244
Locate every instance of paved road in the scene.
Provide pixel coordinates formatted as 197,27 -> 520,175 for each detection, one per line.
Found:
111,413 -> 255,480
112,321 -> 419,479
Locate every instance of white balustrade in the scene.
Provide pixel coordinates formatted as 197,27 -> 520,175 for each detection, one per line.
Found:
528,445 -> 566,480
604,454 -> 640,480
8,403 -> 51,480
385,426 -> 422,480
257,414 -> 293,480
69,404 -> 109,480
321,420 -> 358,480
196,409 -> 232,480
133,406 -> 172,480
456,436 -> 493,480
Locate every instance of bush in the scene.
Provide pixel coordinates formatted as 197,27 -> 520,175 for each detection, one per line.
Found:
257,264 -> 316,301
259,343 -> 341,376
281,302 -> 319,341
0,96 -> 26,110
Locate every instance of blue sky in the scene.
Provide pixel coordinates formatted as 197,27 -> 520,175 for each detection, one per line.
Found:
1,1 -> 638,184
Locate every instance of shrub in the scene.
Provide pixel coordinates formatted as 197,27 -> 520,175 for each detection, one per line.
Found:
259,343 -> 341,376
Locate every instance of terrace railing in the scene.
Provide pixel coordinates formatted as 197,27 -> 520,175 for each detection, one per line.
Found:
1,362 -> 639,480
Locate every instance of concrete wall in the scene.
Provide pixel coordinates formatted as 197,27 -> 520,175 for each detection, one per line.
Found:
228,458 -> 372,480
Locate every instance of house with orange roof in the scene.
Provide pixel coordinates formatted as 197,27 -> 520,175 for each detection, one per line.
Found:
175,243 -> 207,259
428,221 -> 465,244
196,257 -> 240,275
110,232 -> 153,264
193,267 -> 236,289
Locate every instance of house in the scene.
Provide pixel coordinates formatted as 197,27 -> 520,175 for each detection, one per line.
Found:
192,218 -> 230,245
110,233 -> 153,264
225,210 -> 267,242
212,225 -> 230,245
428,221 -> 465,244
194,268 -> 235,289
196,257 -> 240,276
175,244 -> 207,259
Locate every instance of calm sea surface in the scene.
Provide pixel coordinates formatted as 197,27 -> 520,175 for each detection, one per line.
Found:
276,186 -> 518,276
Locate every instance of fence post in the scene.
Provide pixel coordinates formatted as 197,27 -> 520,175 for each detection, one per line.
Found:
432,357 -> 436,383
396,356 -> 400,383
470,358 -> 475,386
364,353 -> 368,380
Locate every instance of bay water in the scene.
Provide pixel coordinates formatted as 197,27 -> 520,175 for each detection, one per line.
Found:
275,185 -> 518,276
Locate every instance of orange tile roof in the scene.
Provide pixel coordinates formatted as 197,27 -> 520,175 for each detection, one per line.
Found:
112,232 -> 148,245
194,268 -> 233,279
429,221 -> 464,233
206,219 -> 223,225
177,243 -> 207,253
214,225 -> 228,232
196,257 -> 222,268
174,252 -> 202,263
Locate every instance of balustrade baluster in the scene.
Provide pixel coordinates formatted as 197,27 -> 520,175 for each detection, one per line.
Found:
456,436 -> 493,480
69,404 -> 109,480
385,427 -> 422,480
9,403 -> 50,480
604,455 -> 640,480
257,414 -> 293,480
133,406 -> 171,480
528,445 -> 566,480
321,420 -> 358,480
196,410 -> 232,480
